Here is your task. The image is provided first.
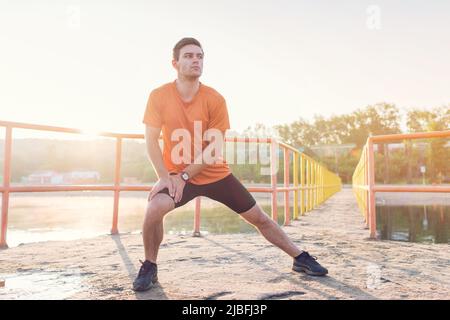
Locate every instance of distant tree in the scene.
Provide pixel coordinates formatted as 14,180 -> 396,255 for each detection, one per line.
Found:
275,117 -> 318,147
406,106 -> 449,184
426,121 -> 449,184
406,105 -> 450,132
350,103 -> 401,148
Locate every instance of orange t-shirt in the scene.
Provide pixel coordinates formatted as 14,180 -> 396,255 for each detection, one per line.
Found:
142,80 -> 231,185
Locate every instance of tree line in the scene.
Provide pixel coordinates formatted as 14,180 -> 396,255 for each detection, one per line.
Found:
242,103 -> 449,184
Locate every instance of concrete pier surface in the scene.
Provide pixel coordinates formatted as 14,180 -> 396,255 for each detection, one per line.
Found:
1,189 -> 449,300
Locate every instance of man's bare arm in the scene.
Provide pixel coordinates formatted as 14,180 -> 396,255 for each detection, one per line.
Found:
145,125 -> 169,179
145,125 -> 174,200
169,134 -> 225,203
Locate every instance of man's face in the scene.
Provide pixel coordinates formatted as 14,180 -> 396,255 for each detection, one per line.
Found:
172,44 -> 204,79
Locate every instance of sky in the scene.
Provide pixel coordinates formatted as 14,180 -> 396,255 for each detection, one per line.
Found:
1,0 -> 449,138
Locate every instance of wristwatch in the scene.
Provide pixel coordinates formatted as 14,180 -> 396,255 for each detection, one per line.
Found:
180,171 -> 190,182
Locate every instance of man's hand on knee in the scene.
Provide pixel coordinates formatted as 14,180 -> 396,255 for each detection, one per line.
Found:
148,177 -> 174,201
169,174 -> 186,203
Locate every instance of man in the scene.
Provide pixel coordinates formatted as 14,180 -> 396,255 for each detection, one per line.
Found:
133,37 -> 328,292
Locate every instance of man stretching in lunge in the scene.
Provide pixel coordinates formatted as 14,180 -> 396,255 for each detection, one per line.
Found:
133,37 -> 328,291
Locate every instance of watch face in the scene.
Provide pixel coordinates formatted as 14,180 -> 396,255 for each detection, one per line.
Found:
182,173 -> 189,181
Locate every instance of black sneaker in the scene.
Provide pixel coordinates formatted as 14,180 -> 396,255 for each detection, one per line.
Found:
293,251 -> 328,276
133,260 -> 158,291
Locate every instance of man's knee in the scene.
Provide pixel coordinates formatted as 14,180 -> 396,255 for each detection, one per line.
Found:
254,212 -> 273,228
241,205 -> 272,228
145,194 -> 174,223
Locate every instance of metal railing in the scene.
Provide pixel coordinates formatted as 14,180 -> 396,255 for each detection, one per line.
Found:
1,120 -> 342,248
352,130 -> 450,239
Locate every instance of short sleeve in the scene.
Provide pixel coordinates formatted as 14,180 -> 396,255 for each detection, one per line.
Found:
207,95 -> 230,134
142,91 -> 162,127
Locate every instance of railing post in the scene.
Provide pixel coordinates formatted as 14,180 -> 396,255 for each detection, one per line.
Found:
305,158 -> 309,212
193,196 -> 201,237
364,145 -> 369,228
367,139 -> 377,239
312,162 -> 315,208
314,162 -> 318,208
320,166 -> 325,202
319,165 -> 324,204
308,159 -> 312,211
293,152 -> 299,220
111,137 -> 122,235
283,148 -> 290,226
318,164 -> 321,205
318,164 -> 322,205
1,126 -> 12,249
300,155 -> 305,216
315,163 -> 319,207
270,139 -> 278,222
310,160 -> 313,209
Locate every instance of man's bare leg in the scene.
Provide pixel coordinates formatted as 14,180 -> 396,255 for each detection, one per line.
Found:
142,194 -> 175,263
240,203 -> 302,258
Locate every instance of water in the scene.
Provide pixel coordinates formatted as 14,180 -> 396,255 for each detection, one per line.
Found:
4,192 -> 449,246
4,193 -> 294,247
0,269 -> 86,300
6,228 -> 109,248
376,205 -> 450,244
5,203 -> 293,248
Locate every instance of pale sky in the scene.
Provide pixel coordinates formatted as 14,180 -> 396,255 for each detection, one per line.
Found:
1,0 -> 449,138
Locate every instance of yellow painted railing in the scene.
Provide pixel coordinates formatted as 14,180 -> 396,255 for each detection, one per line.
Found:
275,141 -> 342,225
352,130 -> 450,239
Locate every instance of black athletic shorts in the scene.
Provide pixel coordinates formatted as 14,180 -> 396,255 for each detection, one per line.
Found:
151,173 -> 257,214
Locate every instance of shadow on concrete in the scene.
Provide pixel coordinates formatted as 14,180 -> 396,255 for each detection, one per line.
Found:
203,237 -> 378,300
110,234 -> 169,300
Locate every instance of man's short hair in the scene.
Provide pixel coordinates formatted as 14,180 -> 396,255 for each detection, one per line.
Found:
173,37 -> 203,61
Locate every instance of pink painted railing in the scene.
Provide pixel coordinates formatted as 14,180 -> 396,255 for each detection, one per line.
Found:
0,120 -> 341,248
